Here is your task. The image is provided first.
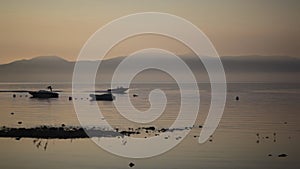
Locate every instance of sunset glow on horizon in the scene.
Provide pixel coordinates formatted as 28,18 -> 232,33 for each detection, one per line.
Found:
0,0 -> 299,64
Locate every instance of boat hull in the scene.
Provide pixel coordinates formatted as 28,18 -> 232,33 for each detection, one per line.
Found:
90,94 -> 115,101
29,91 -> 59,98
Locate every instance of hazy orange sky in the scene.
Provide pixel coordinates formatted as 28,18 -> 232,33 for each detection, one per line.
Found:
0,0 -> 299,64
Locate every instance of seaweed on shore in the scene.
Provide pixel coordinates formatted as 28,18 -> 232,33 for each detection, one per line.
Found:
0,126 -> 121,139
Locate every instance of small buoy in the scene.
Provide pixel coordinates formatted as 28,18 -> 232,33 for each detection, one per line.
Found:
235,96 -> 239,101
68,97 -> 72,101
13,94 -> 16,98
129,162 -> 135,167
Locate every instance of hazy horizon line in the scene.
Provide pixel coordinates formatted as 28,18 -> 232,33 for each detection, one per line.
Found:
1,54 -> 299,65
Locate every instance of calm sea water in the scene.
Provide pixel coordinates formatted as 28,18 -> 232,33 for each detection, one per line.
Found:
0,83 -> 299,169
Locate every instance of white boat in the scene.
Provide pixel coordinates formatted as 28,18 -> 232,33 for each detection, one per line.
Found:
107,86 -> 128,93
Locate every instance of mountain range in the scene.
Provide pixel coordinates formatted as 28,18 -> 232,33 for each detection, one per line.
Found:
0,55 -> 299,83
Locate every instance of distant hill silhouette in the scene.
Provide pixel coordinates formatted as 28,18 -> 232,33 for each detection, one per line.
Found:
0,55 -> 299,83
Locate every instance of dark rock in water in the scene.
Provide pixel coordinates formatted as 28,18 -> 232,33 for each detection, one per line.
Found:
278,154 -> 288,157
268,154 -> 272,157
265,136 -> 269,139
69,97 -> 72,101
284,122 -> 287,124
142,126 -> 155,131
61,124 -> 65,127
13,94 -> 16,98
235,96 -> 239,101
159,128 -> 167,132
120,131 -> 138,136
11,112 -> 14,115
17,121 -> 22,125
129,162 -> 135,167
133,94 -> 138,97
199,125 -> 203,128
15,137 -> 21,140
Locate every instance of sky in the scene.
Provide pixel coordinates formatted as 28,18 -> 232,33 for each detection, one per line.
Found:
0,0 -> 299,64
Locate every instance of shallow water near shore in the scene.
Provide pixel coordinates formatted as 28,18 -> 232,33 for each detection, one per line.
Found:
0,83 -> 299,169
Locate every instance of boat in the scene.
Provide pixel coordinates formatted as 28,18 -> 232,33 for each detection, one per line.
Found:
90,93 -> 115,101
29,90 -> 59,98
28,86 -> 59,98
107,86 -> 128,93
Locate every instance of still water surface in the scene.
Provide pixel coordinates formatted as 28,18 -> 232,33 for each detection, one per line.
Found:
0,83 -> 299,169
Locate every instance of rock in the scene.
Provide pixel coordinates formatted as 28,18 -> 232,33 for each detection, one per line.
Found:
13,94 -> 16,98
199,125 -> 203,128
278,154 -> 288,157
133,94 -> 138,97
235,96 -> 239,101
268,154 -> 272,157
69,97 -> 72,101
143,126 -> 155,131
17,121 -> 22,124
11,112 -> 14,115
129,162 -> 135,167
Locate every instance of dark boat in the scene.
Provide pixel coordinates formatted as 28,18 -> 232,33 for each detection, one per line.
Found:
28,86 -> 59,98
29,90 -> 59,98
90,93 -> 115,101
